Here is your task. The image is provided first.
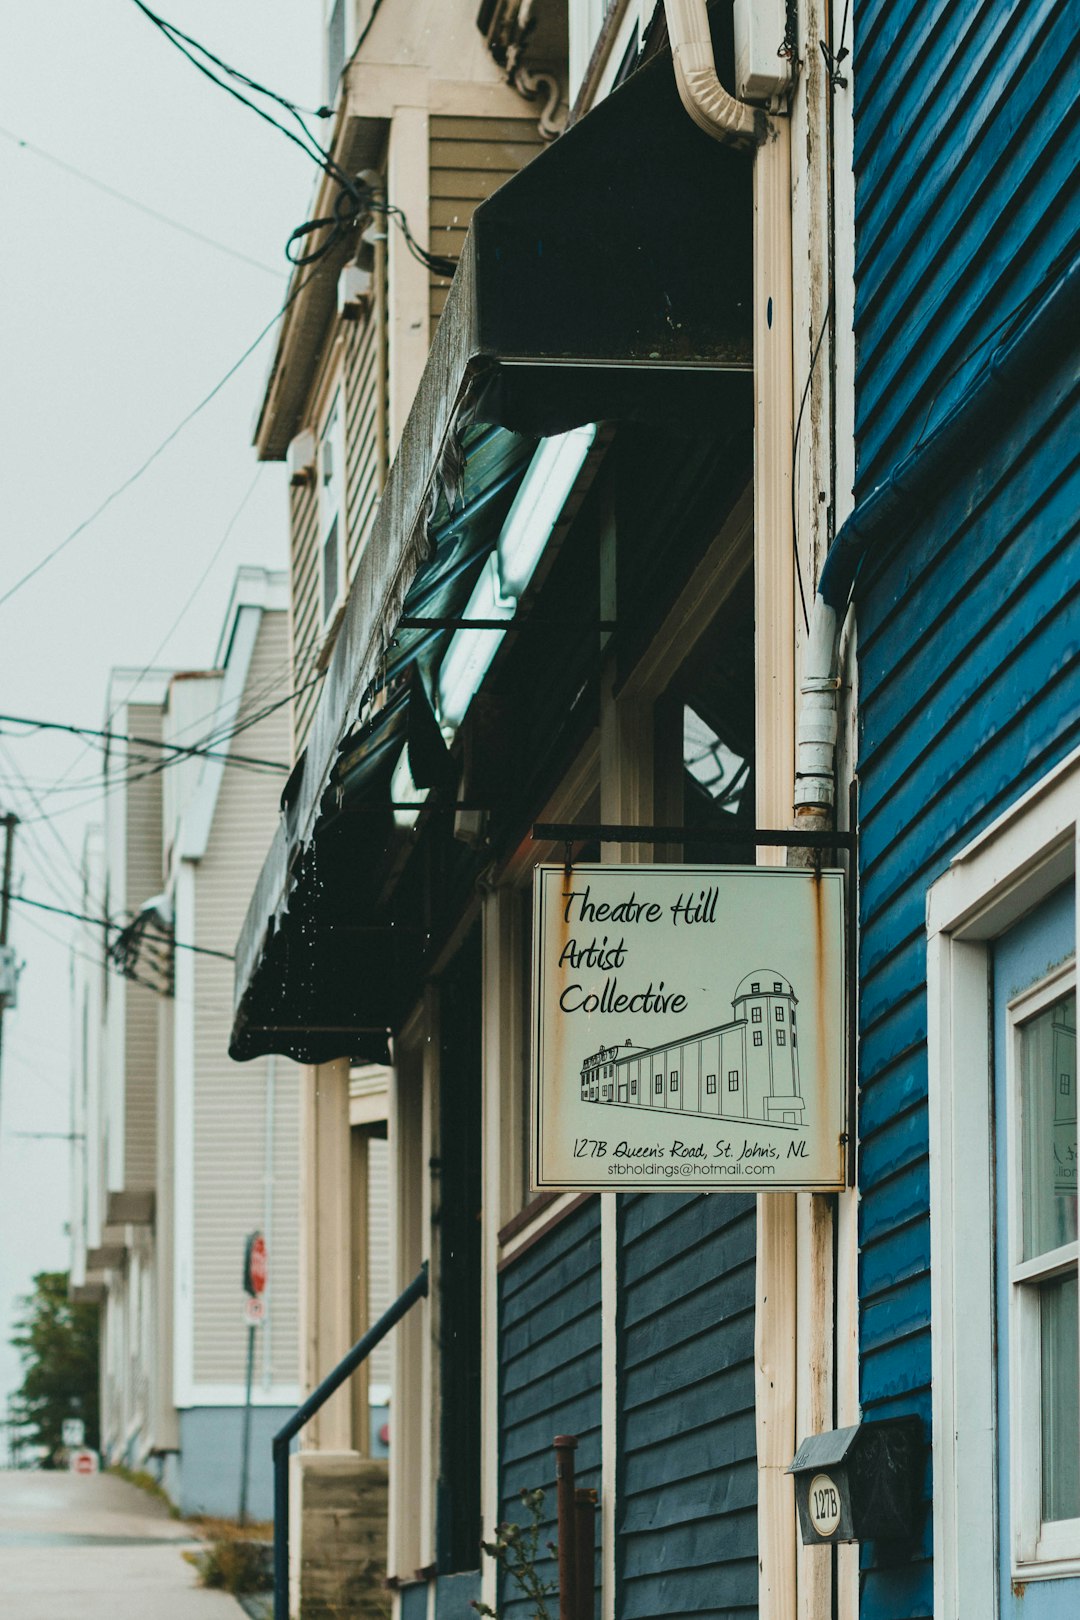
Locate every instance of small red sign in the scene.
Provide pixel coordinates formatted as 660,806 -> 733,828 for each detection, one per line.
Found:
70,1449 -> 99,1475
244,1231 -> 267,1297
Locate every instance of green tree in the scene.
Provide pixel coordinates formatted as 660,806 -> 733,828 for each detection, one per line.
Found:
9,1271 -> 99,1465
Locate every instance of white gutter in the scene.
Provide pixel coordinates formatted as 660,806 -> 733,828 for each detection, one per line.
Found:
663,0 -> 764,146
793,599 -> 842,818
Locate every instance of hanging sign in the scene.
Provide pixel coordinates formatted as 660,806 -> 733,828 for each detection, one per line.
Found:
531,864 -> 847,1192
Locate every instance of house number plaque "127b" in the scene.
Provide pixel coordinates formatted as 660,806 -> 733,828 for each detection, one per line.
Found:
808,1474 -> 842,1537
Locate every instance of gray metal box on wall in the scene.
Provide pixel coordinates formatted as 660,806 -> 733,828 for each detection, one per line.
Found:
787,1419 -> 923,1546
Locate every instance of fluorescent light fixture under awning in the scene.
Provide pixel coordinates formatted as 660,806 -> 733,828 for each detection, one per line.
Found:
437,553 -> 517,729
436,425 -> 597,732
498,424 -> 596,597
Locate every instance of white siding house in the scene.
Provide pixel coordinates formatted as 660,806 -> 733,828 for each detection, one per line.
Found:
70,569 -> 303,1517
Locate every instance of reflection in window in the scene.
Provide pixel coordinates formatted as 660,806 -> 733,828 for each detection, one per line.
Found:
1017,989 -> 1078,1526
1021,992 -> 1077,1260
683,706 -> 749,812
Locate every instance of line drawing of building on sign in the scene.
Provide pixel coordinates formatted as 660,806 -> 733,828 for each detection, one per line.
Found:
579,971 -> 806,1128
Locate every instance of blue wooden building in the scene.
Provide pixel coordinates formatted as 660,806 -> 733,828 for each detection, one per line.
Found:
225,2 -> 1076,1619
847,0 -> 1079,1612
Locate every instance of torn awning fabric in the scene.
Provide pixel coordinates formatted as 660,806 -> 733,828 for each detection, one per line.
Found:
229,35 -> 753,1064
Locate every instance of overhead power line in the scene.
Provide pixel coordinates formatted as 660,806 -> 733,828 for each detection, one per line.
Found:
5,675 -> 320,828
4,890 -> 235,961
0,712 -> 289,773
0,264 -> 321,614
129,0 -> 456,277
0,124 -> 280,276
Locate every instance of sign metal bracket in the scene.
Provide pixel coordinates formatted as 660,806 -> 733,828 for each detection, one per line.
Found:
532,823 -> 854,851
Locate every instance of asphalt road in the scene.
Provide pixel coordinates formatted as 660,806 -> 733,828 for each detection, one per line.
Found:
0,1469 -> 245,1618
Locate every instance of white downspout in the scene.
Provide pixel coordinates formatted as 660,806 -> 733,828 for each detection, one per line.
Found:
663,0 -> 764,145
794,599 -> 842,819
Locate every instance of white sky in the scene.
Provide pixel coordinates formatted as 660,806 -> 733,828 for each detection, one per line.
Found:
0,1 -> 321,1414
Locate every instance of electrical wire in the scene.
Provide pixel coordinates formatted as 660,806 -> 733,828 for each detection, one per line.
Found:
38,469 -> 268,807
0,263 -> 323,615
0,124 -> 280,277
791,304 -> 830,638
0,712 -> 289,773
3,890 -> 234,961
9,676 -> 320,828
129,0 -> 455,277
14,899 -> 239,1023
128,3 -> 332,122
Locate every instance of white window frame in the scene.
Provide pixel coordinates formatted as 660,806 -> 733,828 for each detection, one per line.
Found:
318,389 -> 347,633
927,744 -> 1080,1617
1006,964 -> 1079,1571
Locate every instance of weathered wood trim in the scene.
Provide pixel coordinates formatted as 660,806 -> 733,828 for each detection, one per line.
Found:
496,1193 -> 594,1271
497,1188 -> 560,1248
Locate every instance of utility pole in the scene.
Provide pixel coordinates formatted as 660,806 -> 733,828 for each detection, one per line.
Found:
0,811 -> 20,1137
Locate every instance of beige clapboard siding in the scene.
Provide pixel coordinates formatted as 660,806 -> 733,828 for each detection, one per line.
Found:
124,702 -> 164,1190
289,476 -> 322,754
289,276 -> 387,758
428,114 -> 545,322
191,611 -> 301,1387
367,1136 -> 391,1387
344,252 -> 386,582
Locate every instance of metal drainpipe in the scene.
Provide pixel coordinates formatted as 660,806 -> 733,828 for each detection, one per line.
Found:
793,250 -> 1080,825
662,0 -> 765,146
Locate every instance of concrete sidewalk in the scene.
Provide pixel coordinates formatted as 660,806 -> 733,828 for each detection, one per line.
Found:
0,1469 -> 246,1619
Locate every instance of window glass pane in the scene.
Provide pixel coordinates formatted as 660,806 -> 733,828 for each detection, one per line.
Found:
322,516 -> 340,623
1041,1273 -> 1080,1523
683,706 -> 748,812
1021,991 -> 1077,1260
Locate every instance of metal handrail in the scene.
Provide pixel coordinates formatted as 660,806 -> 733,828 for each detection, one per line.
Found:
273,1260 -> 429,1620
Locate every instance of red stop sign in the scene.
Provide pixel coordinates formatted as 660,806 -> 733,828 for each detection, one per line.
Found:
245,1231 -> 267,1297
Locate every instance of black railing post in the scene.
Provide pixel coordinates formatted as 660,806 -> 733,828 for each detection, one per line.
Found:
272,1260 -> 429,1620
273,1431 -> 290,1620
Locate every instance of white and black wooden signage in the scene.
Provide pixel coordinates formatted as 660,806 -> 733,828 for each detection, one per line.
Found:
531,864 -> 847,1192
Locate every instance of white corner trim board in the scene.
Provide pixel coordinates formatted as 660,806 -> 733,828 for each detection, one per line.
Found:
927,749 -> 1080,1617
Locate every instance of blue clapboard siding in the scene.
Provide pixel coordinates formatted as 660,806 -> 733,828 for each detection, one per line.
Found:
852,0 -> 1080,1610
852,0 -> 1079,495
617,1193 -> 757,1620
498,1200 -> 602,1620
855,343 -> 1080,1620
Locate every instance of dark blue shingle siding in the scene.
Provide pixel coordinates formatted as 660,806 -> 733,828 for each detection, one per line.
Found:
851,2 -> 1080,1610
617,1193 -> 758,1620
498,1200 -> 602,1620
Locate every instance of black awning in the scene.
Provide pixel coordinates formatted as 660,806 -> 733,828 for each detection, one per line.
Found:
429,37 -> 752,439
464,44 -> 752,434
231,35 -> 753,1063
230,687 -> 420,1067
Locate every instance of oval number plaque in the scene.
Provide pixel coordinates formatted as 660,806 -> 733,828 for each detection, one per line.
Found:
808,1472 -> 842,1537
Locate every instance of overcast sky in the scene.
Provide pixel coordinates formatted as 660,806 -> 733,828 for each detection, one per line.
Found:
0,1 -> 321,1418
